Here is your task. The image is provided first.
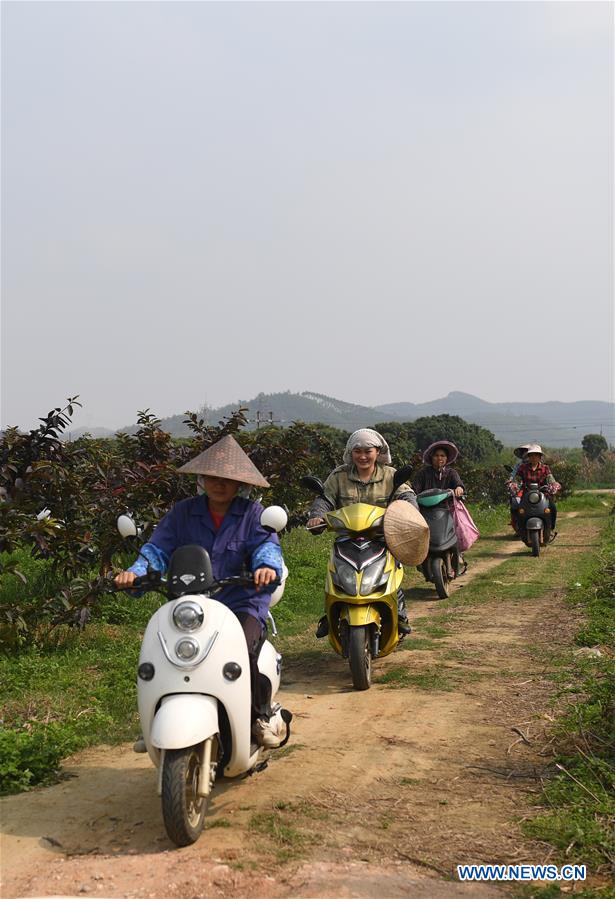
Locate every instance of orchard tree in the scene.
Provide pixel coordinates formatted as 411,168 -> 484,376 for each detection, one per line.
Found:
407,414 -> 502,463
373,422 -> 417,467
581,433 -> 608,461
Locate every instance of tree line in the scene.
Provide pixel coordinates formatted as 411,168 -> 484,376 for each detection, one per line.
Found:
0,397 -> 583,647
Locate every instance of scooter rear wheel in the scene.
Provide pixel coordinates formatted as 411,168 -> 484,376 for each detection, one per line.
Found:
348,625 -> 372,691
530,530 -> 541,557
161,739 -> 218,846
433,558 -> 449,599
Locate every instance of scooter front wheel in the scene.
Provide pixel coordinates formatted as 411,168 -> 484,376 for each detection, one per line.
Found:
433,558 -> 449,599
348,625 -> 372,691
161,739 -> 217,846
530,530 -> 541,557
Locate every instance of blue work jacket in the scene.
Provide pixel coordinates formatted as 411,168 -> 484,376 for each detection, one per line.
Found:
128,495 -> 283,626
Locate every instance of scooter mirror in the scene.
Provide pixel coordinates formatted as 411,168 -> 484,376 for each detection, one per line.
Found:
117,514 -> 138,539
260,505 -> 288,533
300,475 -> 326,496
392,465 -> 413,491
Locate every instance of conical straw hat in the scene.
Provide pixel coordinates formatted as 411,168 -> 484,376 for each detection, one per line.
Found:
177,435 -> 270,488
384,500 -> 429,566
422,440 -> 459,465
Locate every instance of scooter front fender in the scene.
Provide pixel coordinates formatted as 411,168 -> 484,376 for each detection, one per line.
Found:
150,694 -> 219,749
339,604 -> 381,628
525,517 -> 544,531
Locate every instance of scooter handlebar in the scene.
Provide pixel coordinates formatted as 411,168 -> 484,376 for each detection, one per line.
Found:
212,574 -> 281,590
109,570 -> 163,592
306,522 -> 327,535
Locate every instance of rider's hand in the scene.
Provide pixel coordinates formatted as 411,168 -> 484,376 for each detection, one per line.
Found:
454,487 -> 464,498
254,567 -> 276,590
307,517 -> 325,528
114,570 -> 137,588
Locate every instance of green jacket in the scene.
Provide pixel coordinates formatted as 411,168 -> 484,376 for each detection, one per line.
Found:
309,463 -> 417,518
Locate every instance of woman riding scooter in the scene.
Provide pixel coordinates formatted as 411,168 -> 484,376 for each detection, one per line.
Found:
307,428 -> 418,637
506,443 -> 532,528
510,444 -> 560,538
114,435 -> 287,748
413,440 -> 468,577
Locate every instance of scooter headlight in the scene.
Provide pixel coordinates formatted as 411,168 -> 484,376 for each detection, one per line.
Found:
332,559 -> 358,595
360,557 -> 388,596
528,491 -> 540,504
175,638 -> 200,661
173,601 -> 204,632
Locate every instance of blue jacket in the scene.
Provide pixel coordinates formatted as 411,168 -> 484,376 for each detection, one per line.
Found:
128,495 -> 284,626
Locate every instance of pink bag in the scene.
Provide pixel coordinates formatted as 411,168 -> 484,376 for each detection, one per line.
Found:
451,498 -> 480,552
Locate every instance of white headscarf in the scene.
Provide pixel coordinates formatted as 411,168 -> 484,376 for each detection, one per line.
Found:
343,429 -> 392,465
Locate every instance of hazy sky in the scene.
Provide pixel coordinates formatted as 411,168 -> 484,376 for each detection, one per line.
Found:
2,1 -> 613,431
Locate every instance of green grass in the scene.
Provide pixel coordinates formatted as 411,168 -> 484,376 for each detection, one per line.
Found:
517,887 -> 615,899
0,496 -> 610,799
520,521 -> 615,874
248,806 -> 321,863
271,529 -> 332,639
207,817 -> 232,829
373,664 -> 480,691
0,623 -> 144,793
0,560 -> 163,794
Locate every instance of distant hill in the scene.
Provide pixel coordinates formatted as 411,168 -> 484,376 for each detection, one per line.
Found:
79,390 -> 614,447
113,392 -> 387,438
65,426 -> 116,440
375,392 -> 615,447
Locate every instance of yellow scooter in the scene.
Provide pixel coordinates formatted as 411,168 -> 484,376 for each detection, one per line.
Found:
301,474 -> 409,690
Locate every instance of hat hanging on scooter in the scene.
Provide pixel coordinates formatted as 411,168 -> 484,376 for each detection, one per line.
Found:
525,444 -> 545,458
513,444 -> 532,459
422,440 -> 459,465
177,435 -> 270,488
383,500 -> 430,566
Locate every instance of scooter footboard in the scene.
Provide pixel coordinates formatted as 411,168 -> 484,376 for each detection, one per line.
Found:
151,694 -> 219,749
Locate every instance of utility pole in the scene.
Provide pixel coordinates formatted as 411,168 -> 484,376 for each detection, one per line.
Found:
251,411 -> 281,429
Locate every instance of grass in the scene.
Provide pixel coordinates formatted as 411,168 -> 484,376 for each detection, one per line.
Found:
207,817 -> 232,829
373,663 -> 483,691
0,493 -> 609,799
248,802 -> 323,863
518,887 -> 615,899
519,520 -> 615,874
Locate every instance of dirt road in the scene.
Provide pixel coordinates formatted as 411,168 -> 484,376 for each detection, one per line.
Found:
1,507 -> 607,898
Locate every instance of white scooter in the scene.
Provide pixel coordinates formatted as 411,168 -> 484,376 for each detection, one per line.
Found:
114,506 -> 291,847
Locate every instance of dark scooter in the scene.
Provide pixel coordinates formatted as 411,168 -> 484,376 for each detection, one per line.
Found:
515,482 -> 552,557
416,488 -> 463,599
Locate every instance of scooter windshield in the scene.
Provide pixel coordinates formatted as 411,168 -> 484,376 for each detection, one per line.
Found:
326,503 -> 385,534
417,490 -> 450,508
167,545 -> 214,598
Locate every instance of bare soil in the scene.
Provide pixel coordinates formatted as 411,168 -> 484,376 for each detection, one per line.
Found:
1,510 -> 606,898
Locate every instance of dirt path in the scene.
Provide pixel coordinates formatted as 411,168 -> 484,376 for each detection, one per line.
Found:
1,509 -> 606,899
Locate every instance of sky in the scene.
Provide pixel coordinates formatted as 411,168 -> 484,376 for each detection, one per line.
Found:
1,1 -> 613,432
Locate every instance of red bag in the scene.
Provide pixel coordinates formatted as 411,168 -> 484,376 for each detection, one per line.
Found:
451,499 -> 480,552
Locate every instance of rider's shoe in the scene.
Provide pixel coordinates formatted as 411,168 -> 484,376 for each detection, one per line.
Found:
397,592 -> 412,635
252,707 -> 292,749
133,736 -> 146,753
315,615 -> 329,638
549,531 -> 558,543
